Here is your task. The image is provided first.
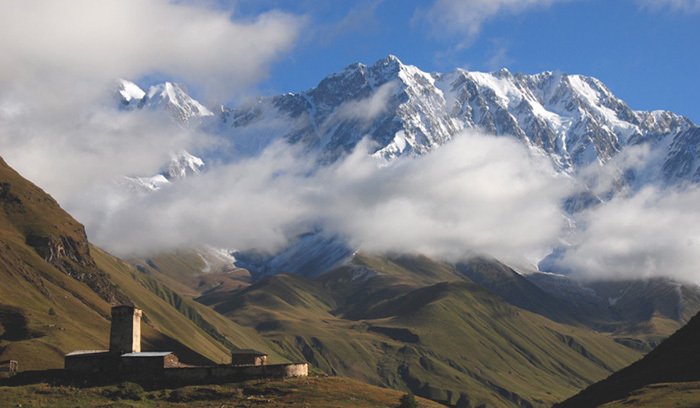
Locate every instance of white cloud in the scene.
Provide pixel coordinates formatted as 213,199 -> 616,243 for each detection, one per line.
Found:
419,0 -> 561,46
557,186 -> 700,282
0,0 -> 303,219
576,143 -> 655,197
333,81 -> 399,122
318,133 -> 571,266
0,0 -> 303,102
638,0 -> 700,12
76,141 -> 317,256
76,131 -> 571,268
0,105 -> 214,203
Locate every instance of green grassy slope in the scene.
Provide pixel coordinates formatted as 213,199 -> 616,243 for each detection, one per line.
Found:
527,272 -> 700,350
199,254 -> 642,407
600,381 -> 700,407
0,156 -> 275,370
556,310 -> 700,407
130,249 -> 251,298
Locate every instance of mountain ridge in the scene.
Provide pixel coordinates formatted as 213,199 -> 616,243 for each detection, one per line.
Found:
119,55 -> 696,181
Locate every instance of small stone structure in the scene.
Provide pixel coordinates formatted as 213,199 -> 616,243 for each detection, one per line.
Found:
0,360 -> 18,377
231,349 -> 268,366
63,305 -> 307,385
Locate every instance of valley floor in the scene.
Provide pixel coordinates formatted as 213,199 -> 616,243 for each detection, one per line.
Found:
0,376 -> 442,408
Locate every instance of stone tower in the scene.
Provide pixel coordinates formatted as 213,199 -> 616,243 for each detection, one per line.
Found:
109,305 -> 142,354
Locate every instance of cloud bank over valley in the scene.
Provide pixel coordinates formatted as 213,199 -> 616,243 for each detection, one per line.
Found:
0,0 -> 699,284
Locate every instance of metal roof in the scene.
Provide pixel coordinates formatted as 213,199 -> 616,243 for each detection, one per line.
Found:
65,350 -> 109,357
121,352 -> 174,358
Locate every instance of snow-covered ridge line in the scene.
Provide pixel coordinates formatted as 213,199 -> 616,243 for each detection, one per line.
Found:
116,55 -> 697,188
112,55 -> 700,278
219,55 -> 693,175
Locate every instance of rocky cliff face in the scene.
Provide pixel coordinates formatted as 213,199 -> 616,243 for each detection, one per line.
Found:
0,157 -> 126,304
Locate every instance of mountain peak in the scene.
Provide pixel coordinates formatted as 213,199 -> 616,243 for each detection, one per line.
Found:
117,79 -> 145,103
377,54 -> 403,66
116,80 -> 213,122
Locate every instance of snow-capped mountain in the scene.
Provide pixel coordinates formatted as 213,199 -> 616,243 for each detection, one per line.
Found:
117,79 -> 213,124
121,55 -> 696,184
663,127 -> 700,184
124,151 -> 205,192
222,55 -> 694,174
117,55 -> 699,277
161,150 -> 204,180
116,80 -> 209,192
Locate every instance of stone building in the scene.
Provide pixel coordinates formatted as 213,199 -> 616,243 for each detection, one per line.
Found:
231,349 -> 268,366
63,305 -> 308,384
65,305 -> 171,373
64,350 -> 117,374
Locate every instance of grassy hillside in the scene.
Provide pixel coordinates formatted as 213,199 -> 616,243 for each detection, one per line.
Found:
130,249 -> 251,298
0,156 -> 277,370
557,310 -> 700,407
600,381 -> 700,407
527,272 -> 700,350
199,254 -> 642,407
0,376 -> 444,407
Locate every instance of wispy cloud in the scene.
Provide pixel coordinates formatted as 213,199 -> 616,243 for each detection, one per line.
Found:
66,131 -> 570,268
638,0 -> 700,13
485,39 -> 514,71
417,0 -> 561,47
0,0 -> 304,233
333,81 -> 399,122
0,0 -> 303,102
318,0 -> 384,46
557,186 -> 700,283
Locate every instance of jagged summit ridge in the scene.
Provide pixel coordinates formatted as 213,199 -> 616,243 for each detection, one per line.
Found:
117,79 -> 213,123
220,55 -> 693,172
116,54 -> 697,189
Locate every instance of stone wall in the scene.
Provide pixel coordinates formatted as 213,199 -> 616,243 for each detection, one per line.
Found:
12,362 -> 308,388
64,352 -> 119,374
121,357 -> 165,374
128,363 -> 309,387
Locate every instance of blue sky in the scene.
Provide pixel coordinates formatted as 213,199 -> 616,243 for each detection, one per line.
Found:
232,0 -> 700,123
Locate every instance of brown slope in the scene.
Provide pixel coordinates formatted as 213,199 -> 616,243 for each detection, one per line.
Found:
0,155 -> 273,369
556,310 -> 700,407
0,156 -> 127,305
